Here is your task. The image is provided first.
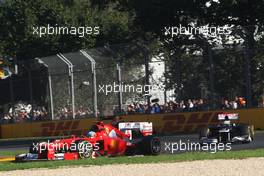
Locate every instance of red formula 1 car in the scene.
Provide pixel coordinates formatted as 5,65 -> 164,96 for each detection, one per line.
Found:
15,121 -> 161,162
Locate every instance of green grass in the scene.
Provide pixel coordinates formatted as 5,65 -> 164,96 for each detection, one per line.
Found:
0,150 -> 27,157
1,149 -> 264,171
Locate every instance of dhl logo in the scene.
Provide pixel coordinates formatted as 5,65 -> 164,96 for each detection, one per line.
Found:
159,111 -> 222,133
40,120 -> 84,136
39,111 -> 223,137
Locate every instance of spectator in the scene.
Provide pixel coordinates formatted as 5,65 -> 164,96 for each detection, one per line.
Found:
135,103 -> 144,113
238,97 -> 246,107
222,99 -> 230,109
151,103 -> 161,114
188,99 -> 194,111
127,105 -> 136,115
230,101 -> 238,109
179,100 -> 186,110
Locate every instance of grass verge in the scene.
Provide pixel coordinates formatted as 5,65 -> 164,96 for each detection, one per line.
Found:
0,148 -> 264,171
0,150 -> 27,157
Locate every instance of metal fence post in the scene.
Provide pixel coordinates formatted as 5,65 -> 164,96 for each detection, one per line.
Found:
92,61 -> 97,117
57,54 -> 76,119
244,38 -> 253,108
116,63 -> 123,113
145,56 -> 151,111
80,50 -> 98,117
207,44 -> 215,109
36,58 -> 54,120
48,74 -> 55,120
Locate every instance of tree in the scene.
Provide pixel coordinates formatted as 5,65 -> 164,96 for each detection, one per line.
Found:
0,0 -> 135,107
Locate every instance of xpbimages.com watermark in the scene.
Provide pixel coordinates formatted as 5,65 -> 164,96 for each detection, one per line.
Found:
31,141 -> 100,154
164,140 -> 232,154
32,24 -> 100,37
98,82 -> 165,95
164,24 -> 232,38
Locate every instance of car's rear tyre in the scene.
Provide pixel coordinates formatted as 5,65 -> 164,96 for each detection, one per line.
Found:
250,125 -> 255,140
240,124 -> 254,143
199,127 -> 210,140
150,137 -> 161,155
140,136 -> 161,155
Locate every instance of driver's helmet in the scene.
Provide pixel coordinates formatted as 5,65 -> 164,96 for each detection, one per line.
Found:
108,129 -> 117,138
87,131 -> 96,138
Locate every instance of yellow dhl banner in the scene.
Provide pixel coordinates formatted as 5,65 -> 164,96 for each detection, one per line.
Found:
0,108 -> 264,139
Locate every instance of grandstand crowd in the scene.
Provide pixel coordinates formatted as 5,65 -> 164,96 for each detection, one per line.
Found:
0,104 -> 49,124
0,96 -> 255,124
123,96 -> 247,115
56,106 -> 93,120
0,103 -> 94,124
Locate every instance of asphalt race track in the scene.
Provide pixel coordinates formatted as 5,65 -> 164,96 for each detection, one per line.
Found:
1,132 -> 264,154
160,132 -> 264,154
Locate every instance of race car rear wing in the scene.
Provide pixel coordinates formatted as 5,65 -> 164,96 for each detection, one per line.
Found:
218,113 -> 239,120
118,122 -> 153,138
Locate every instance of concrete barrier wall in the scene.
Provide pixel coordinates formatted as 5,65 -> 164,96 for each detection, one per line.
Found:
1,108 -> 264,139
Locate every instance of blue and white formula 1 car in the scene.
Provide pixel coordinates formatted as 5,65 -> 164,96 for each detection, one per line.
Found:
199,113 -> 254,144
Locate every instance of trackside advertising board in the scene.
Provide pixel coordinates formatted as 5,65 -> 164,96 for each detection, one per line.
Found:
0,108 -> 264,139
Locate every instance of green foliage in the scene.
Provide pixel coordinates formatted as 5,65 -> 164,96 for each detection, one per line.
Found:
1,0 -> 264,106
0,0 -> 134,60
120,0 -> 264,103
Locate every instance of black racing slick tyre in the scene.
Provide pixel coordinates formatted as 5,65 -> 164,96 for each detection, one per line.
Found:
199,127 -> 210,140
240,124 -> 254,143
140,136 -> 161,155
250,125 -> 255,140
